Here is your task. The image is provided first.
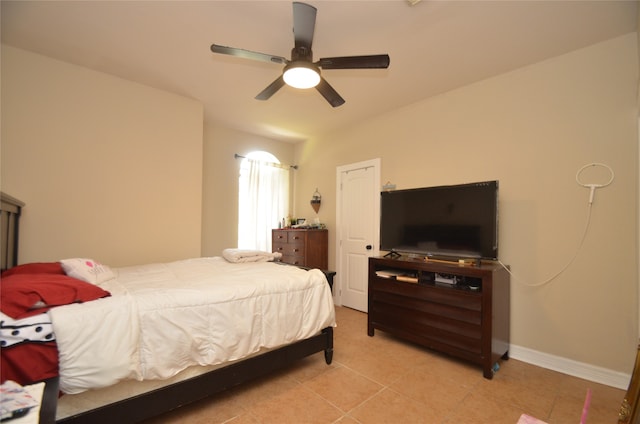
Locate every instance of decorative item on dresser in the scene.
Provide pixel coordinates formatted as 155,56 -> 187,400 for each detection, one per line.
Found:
368,255 -> 510,379
272,228 -> 328,269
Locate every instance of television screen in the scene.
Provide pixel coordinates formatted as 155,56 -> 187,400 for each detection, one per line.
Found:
380,181 -> 498,260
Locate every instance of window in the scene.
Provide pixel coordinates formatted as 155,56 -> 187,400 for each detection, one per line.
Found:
238,151 -> 290,251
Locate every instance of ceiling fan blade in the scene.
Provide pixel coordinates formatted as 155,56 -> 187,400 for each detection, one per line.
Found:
211,44 -> 288,65
292,2 -> 317,49
315,78 -> 345,108
317,54 -> 390,69
255,76 -> 286,101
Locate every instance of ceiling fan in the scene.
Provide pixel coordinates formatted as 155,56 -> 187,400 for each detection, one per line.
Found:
210,2 -> 390,107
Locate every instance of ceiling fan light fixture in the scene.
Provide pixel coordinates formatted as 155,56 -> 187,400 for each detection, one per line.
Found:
283,62 -> 320,89
210,2 -> 388,106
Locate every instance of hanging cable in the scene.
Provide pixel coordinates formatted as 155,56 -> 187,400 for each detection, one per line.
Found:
499,163 -> 614,287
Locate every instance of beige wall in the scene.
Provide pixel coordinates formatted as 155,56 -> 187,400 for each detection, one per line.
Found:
1,46 -> 204,267
201,122 -> 295,257
295,34 -> 639,375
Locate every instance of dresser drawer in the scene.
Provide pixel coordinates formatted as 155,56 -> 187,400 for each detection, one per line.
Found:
371,279 -> 481,312
273,241 -> 305,256
287,231 -> 305,244
370,290 -> 482,327
272,241 -> 287,255
282,254 -> 305,266
273,232 -> 288,243
285,244 -> 305,257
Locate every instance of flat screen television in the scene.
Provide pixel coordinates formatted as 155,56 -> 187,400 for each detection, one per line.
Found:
380,180 -> 498,260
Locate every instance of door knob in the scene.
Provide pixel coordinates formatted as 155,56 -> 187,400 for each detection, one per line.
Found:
366,245 -> 372,250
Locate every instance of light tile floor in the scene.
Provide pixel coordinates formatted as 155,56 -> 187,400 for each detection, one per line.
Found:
143,306 -> 625,423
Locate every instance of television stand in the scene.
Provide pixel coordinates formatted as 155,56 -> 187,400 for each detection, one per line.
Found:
368,255 -> 510,379
383,250 -> 402,259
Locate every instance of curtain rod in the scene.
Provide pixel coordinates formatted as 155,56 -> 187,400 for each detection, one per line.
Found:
234,154 -> 298,170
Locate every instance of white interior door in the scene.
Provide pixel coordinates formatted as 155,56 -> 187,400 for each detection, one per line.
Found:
336,159 -> 380,312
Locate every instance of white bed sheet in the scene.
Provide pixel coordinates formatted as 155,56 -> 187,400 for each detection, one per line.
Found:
49,257 -> 336,394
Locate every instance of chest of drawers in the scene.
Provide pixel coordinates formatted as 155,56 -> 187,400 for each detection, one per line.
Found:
272,229 -> 328,269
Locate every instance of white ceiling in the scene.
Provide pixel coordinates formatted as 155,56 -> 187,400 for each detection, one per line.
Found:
1,1 -> 637,142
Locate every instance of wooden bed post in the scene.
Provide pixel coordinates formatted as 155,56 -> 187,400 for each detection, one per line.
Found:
323,327 -> 334,364
0,192 -> 25,272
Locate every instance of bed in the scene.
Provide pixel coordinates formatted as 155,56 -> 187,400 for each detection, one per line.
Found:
0,193 -> 336,423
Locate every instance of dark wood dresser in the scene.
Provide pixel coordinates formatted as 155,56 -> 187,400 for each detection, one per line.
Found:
272,229 -> 328,269
368,255 -> 510,379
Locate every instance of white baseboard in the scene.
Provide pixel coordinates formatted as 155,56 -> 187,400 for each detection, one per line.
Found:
509,344 -> 630,390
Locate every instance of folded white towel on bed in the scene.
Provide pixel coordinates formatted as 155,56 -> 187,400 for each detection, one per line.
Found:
222,249 -> 283,263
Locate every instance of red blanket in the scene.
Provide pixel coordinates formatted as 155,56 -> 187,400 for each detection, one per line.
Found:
0,263 -> 110,385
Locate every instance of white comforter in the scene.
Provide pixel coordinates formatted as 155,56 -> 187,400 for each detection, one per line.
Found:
49,257 -> 336,394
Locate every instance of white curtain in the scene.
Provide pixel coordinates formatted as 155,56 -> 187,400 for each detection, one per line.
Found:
238,158 -> 289,251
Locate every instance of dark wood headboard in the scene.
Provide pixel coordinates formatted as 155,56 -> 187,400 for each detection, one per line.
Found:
1,192 -> 25,272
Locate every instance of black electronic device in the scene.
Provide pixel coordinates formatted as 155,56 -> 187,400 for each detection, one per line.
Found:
380,180 -> 498,260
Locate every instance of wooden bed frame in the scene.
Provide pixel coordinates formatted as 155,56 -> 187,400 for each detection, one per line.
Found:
0,193 -> 334,424
58,329 -> 333,424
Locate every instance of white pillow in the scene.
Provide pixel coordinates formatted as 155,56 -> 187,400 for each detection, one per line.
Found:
60,258 -> 115,285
